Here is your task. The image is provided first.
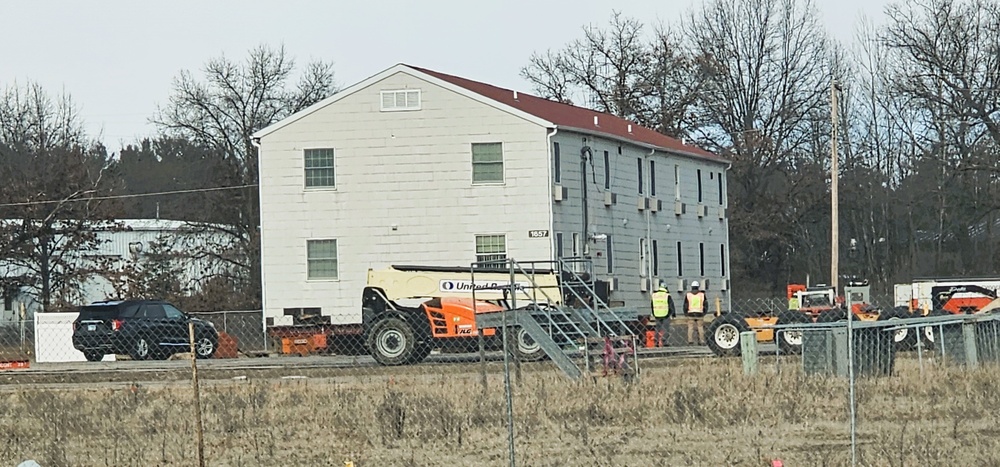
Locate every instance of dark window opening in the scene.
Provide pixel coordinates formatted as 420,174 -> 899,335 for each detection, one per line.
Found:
553,142 -> 561,184
652,240 -> 659,276
604,151 -> 610,190
699,243 -> 705,276
637,158 -> 644,194
606,235 -> 614,274
721,244 -> 727,277
649,160 -> 656,197
697,169 -> 703,203
676,242 -> 683,276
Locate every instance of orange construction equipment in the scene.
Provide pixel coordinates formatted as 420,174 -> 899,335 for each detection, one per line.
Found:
281,333 -> 328,356
213,332 -> 239,359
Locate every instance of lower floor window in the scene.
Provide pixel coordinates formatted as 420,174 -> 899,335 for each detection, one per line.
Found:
307,239 -> 339,279
475,234 -> 507,265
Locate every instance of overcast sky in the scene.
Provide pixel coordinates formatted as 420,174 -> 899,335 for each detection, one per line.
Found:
3,0 -> 892,153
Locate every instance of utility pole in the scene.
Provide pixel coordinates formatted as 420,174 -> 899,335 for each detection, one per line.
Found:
830,80 -> 841,292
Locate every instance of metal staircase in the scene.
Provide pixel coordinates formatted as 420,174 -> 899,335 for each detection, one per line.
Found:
472,258 -> 640,380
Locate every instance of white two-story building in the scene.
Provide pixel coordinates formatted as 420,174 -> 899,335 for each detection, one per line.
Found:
253,64 -> 730,326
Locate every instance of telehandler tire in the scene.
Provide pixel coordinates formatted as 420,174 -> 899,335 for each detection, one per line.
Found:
775,311 -> 810,355
919,309 -> 950,350
507,326 -> 546,362
706,314 -> 751,357
878,306 -> 916,350
368,317 -> 419,366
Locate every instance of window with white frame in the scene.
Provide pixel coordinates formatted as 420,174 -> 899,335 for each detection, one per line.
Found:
304,148 -> 335,188
475,234 -> 507,264
380,89 -> 421,111
472,142 -> 504,184
307,239 -> 338,280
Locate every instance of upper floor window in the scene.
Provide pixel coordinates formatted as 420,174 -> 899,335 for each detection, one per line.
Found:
674,165 -> 681,200
380,89 -> 421,111
472,142 -> 504,184
718,172 -> 725,205
603,151 -> 611,190
697,169 -> 703,203
553,142 -> 561,184
637,158 -> 644,194
649,160 -> 656,197
304,148 -> 335,188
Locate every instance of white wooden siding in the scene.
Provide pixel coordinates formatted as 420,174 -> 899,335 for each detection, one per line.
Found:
258,71 -> 552,324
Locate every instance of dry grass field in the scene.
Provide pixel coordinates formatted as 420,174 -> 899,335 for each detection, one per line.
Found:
1,355 -> 999,466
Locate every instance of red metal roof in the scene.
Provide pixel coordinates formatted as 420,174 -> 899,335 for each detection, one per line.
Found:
409,65 -> 725,163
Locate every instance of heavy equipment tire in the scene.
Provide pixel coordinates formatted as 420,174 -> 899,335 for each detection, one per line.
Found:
920,309 -> 950,349
775,311 -> 810,355
878,307 -> 916,350
84,351 -> 104,362
130,337 -> 152,361
507,326 -> 546,362
816,309 -> 850,323
706,314 -> 751,357
368,317 -> 418,366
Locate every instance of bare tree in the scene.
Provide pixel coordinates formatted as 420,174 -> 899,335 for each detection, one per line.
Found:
883,0 -> 1000,276
684,0 -> 834,291
153,44 -> 338,308
520,12 -> 700,137
0,83 -> 121,311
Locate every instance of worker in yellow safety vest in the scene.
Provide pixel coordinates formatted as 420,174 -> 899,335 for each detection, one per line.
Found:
684,281 -> 707,346
650,285 -> 675,347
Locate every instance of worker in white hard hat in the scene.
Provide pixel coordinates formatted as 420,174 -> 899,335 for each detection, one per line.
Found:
683,280 -> 707,346
650,285 -> 675,347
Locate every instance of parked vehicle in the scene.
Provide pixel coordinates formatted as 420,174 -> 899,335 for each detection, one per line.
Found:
72,300 -> 218,361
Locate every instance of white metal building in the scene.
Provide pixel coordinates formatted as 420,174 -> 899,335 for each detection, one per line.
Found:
253,64 -> 730,326
0,219 -> 228,321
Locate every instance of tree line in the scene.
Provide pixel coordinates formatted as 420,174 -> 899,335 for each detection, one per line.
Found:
523,0 -> 1000,296
1,0 -> 997,311
0,46 -> 337,311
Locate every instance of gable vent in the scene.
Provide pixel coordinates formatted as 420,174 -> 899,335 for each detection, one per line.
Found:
381,89 -> 421,111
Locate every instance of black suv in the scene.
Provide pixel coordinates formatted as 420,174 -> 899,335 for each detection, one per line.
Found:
72,300 -> 218,361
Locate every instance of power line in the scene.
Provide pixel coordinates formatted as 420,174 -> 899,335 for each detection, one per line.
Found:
0,184 -> 258,208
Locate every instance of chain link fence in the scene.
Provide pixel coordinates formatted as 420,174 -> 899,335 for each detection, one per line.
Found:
2,295 -> 1000,465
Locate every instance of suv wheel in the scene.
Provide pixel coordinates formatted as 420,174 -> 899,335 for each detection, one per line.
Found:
131,337 -> 152,360
194,336 -> 217,359
84,351 -> 104,362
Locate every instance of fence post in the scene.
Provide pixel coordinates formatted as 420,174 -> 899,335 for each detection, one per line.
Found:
740,331 -> 757,375
963,322 -> 979,369
189,322 -> 206,467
